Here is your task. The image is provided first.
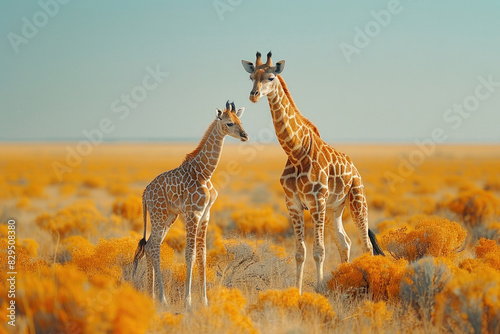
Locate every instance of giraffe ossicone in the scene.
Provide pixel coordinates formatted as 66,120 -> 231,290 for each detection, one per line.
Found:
133,101 -> 248,308
242,51 -> 384,294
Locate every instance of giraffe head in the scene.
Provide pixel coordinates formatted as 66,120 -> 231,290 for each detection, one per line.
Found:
241,51 -> 285,103
216,101 -> 248,142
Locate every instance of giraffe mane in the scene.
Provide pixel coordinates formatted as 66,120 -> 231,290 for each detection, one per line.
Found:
277,75 -> 321,137
183,119 -> 217,163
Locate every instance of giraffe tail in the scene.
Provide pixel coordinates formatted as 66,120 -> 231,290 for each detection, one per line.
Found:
368,229 -> 385,256
133,190 -> 148,277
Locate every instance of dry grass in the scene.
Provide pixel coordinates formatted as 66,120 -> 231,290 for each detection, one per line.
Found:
1,143 -> 500,333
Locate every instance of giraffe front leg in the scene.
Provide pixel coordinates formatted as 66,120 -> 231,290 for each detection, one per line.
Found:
196,213 -> 209,307
286,197 -> 306,294
196,186 -> 216,307
310,198 -> 327,293
184,212 -> 201,310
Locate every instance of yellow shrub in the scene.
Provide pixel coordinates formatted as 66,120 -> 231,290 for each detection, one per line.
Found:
108,183 -> 131,196
59,183 -> 77,196
110,213 -> 124,227
328,253 -> 407,301
21,238 -> 39,258
0,178 -> 22,198
35,200 -> 106,237
487,222 -> 500,237
435,266 -> 500,334
484,177 -> 500,191
195,287 -> 256,334
22,182 -> 47,198
164,221 -> 186,252
359,300 -> 393,327
64,236 -> 138,283
381,219 -> 467,262
474,238 -> 500,271
445,189 -> 500,226
17,264 -> 154,334
231,205 -> 288,236
170,263 -> 187,283
0,231 -> 46,283
82,175 -> 106,188
159,242 -> 176,269
460,238 -> 500,273
112,195 -> 142,221
251,287 -> 335,323
16,196 -> 31,209
298,291 -> 336,323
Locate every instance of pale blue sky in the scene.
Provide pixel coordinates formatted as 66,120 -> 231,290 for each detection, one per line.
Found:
1,0 -> 499,142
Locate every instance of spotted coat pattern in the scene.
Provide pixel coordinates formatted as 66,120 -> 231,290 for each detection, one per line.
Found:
242,52 -> 380,293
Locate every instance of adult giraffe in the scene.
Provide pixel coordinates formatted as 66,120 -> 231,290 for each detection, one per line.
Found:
241,52 -> 384,293
133,101 -> 248,308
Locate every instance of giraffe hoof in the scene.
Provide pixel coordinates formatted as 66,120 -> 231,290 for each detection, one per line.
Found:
184,297 -> 193,312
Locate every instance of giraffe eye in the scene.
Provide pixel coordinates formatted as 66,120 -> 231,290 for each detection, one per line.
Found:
268,76 -> 275,81
227,123 -> 234,127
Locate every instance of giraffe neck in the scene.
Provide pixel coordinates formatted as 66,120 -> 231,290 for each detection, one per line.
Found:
267,76 -> 314,164
187,122 -> 225,180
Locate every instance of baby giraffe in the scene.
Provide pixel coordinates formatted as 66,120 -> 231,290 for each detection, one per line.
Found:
133,101 -> 248,308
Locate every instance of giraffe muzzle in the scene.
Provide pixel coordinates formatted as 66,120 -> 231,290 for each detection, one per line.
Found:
250,89 -> 260,103
240,132 -> 249,141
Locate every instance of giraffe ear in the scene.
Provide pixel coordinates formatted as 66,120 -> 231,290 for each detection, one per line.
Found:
241,60 -> 255,73
274,60 -> 285,74
235,107 -> 245,119
216,108 -> 223,120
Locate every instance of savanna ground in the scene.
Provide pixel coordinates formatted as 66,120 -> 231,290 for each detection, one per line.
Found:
1,143 -> 500,334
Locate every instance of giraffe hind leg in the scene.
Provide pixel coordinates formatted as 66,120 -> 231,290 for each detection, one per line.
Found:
145,236 -> 167,304
196,208 -> 212,307
145,213 -> 178,305
311,201 -> 327,292
348,180 -> 373,255
326,205 -> 351,263
184,211 -> 203,310
145,249 -> 154,297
